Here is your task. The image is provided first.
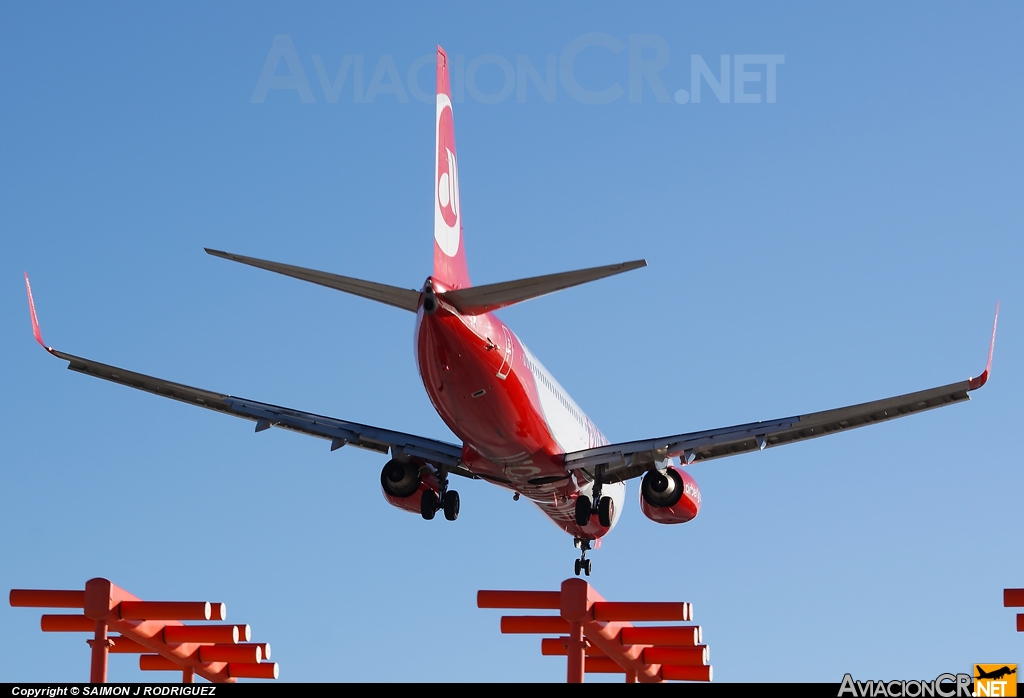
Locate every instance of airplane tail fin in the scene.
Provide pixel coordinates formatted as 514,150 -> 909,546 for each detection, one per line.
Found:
433,46 -> 471,290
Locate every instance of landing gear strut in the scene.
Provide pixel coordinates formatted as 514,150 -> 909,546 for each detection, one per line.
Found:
573,538 -> 593,577
421,466 -> 459,522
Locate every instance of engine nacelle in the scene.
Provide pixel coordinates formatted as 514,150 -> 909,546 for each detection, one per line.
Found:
380,458 -> 438,514
639,466 -> 701,524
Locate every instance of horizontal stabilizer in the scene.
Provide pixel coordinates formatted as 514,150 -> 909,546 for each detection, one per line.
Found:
205,249 -> 420,312
441,260 -> 647,315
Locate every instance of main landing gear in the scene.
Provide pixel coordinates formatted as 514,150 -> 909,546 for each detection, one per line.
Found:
574,495 -> 614,527
421,467 -> 459,522
574,470 -> 614,528
572,467 -> 613,576
574,538 -> 593,577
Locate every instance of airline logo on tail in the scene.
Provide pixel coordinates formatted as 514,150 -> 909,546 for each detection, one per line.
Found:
432,46 -> 471,289
435,93 -> 460,257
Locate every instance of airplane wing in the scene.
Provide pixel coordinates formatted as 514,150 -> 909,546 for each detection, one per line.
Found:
564,305 -> 998,484
24,274 -> 472,478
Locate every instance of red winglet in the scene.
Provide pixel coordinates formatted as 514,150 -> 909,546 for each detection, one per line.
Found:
968,301 -> 999,390
24,272 -> 51,352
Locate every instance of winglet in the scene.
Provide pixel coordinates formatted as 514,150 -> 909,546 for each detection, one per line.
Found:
968,301 -> 999,390
24,272 -> 52,351
24,273 -> 58,357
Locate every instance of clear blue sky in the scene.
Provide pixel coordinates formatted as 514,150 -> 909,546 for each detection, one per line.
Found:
2,2 -> 1021,683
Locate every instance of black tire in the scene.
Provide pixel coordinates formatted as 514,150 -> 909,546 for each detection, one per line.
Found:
443,490 -> 460,521
583,559 -> 592,576
574,495 -> 592,526
420,490 -> 438,520
574,559 -> 582,576
597,496 -> 614,527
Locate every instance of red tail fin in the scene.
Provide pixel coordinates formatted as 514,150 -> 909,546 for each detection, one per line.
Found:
433,46 -> 471,289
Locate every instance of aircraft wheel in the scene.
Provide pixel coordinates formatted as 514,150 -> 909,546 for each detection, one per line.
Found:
443,490 -> 460,521
574,559 -> 582,576
420,490 -> 438,520
597,496 -> 614,527
583,559 -> 592,576
574,495 -> 592,526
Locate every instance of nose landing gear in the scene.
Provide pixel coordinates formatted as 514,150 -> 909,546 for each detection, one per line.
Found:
573,538 -> 593,576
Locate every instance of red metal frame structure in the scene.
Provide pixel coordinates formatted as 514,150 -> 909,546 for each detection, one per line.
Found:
1004,588 -> 1024,633
478,578 -> 711,683
10,578 -> 277,683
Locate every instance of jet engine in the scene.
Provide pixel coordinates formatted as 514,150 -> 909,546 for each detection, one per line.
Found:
380,458 -> 438,514
639,465 -> 701,524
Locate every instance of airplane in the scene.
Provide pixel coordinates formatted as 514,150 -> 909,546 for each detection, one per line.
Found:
24,46 -> 998,577
975,666 -> 1016,681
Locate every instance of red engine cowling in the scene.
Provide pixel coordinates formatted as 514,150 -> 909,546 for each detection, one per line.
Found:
380,458 -> 439,514
639,466 -> 701,524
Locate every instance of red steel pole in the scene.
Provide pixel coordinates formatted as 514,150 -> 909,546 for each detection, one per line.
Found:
500,616 -> 570,634
566,621 -> 585,683
119,601 -> 211,621
226,663 -> 279,680
620,625 -> 701,646
41,615 -> 95,632
592,601 -> 690,622
88,619 -> 110,683
10,590 -> 85,608
478,590 -> 561,609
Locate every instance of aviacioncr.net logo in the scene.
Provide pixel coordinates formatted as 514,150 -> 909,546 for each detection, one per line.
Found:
974,664 -> 1017,697
839,673 -> 973,698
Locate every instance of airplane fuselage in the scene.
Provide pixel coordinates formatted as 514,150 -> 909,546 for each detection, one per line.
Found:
415,277 -> 625,538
